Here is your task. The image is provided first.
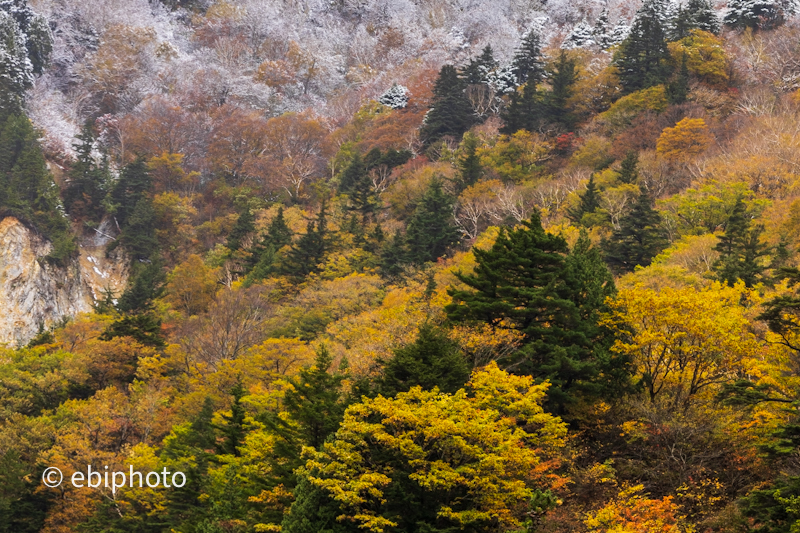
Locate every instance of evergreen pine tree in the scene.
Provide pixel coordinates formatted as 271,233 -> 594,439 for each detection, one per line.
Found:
500,80 -> 542,134
420,65 -> 475,147
376,324 -> 471,397
603,191 -> 668,274
405,179 -> 460,264
618,151 -> 640,184
380,231 -> 408,278
446,213 -> 626,410
0,113 -> 75,264
686,0 -> 722,33
248,206 -> 293,279
62,122 -> 107,221
563,20 -> 596,49
463,45 -> 498,85
226,207 -> 255,254
282,199 -> 331,280
614,0 -> 673,94
265,345 -> 347,487
713,197 -> 770,287
111,158 -> 152,228
337,151 -> 366,193
543,50 -> 578,128
568,175 -> 601,224
120,196 -> 159,262
723,0 -> 789,30
593,7 -> 614,49
215,383 -> 247,457
281,475 -> 349,533
667,53 -> 690,104
456,132 -> 482,192
512,29 -> 545,86
116,259 -> 165,314
345,154 -> 378,223
100,313 -> 166,347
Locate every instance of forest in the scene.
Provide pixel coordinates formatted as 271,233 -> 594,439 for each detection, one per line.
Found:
3,0 -> 800,531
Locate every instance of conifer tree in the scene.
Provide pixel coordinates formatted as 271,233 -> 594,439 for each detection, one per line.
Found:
543,50 -> 578,128
500,80 -> 541,134
0,112 -> 75,264
723,0 -> 790,30
686,0 -> 722,33
456,132 -> 482,192
614,0 -> 673,94
593,7 -> 614,49
713,197 -> 770,287
215,383 -> 247,457
463,45 -> 498,85
265,345 -> 347,487
512,29 -> 545,86
568,175 -> 601,225
248,206 -> 293,278
281,476 -> 349,533
667,54 -> 690,104
446,213 -> 626,409
226,207 -> 255,254
345,156 -> 378,224
111,158 -> 152,228
405,179 -> 460,264
603,191 -> 667,274
337,151 -> 366,194
376,324 -> 471,397
618,152 -> 639,184
120,196 -> 158,262
116,259 -> 164,314
282,199 -> 331,279
380,231 -> 408,278
420,64 -> 475,147
63,122 -> 107,221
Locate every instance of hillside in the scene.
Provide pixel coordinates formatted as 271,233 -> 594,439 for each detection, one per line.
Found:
3,0 -> 800,532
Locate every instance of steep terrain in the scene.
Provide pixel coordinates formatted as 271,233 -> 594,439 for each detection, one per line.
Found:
0,217 -> 126,346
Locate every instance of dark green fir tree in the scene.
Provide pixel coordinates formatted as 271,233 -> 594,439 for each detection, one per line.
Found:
463,45 -> 498,85
713,197 -> 770,287
446,213 -> 627,410
603,191 -> 668,274
405,179 -> 460,264
264,345 -> 347,487
512,29 -> 545,86
456,132 -> 482,192
568,175 -> 601,225
667,53 -> 690,105
419,65 -> 475,147
542,50 -> 578,128
617,151 -> 640,184
282,199 -> 331,280
376,324 -> 471,397
62,122 -> 108,222
500,80 -> 542,134
614,0 -> 673,93
380,231 -> 408,278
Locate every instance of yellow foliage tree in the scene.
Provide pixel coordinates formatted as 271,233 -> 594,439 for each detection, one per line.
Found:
300,363 -> 567,532
668,30 -> 729,87
584,484 -> 685,533
656,118 -> 712,161
604,282 -> 764,409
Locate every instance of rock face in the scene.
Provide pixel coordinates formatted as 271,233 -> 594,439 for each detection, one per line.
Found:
0,217 -> 128,347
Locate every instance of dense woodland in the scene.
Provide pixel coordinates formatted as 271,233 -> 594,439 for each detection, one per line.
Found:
6,0 -> 800,531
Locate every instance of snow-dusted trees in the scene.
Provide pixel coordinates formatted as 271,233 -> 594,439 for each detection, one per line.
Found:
0,0 -> 51,108
723,0 -> 795,29
379,83 -> 409,109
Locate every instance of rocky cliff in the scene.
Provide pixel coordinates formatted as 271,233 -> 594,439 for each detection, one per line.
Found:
0,217 -> 128,347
